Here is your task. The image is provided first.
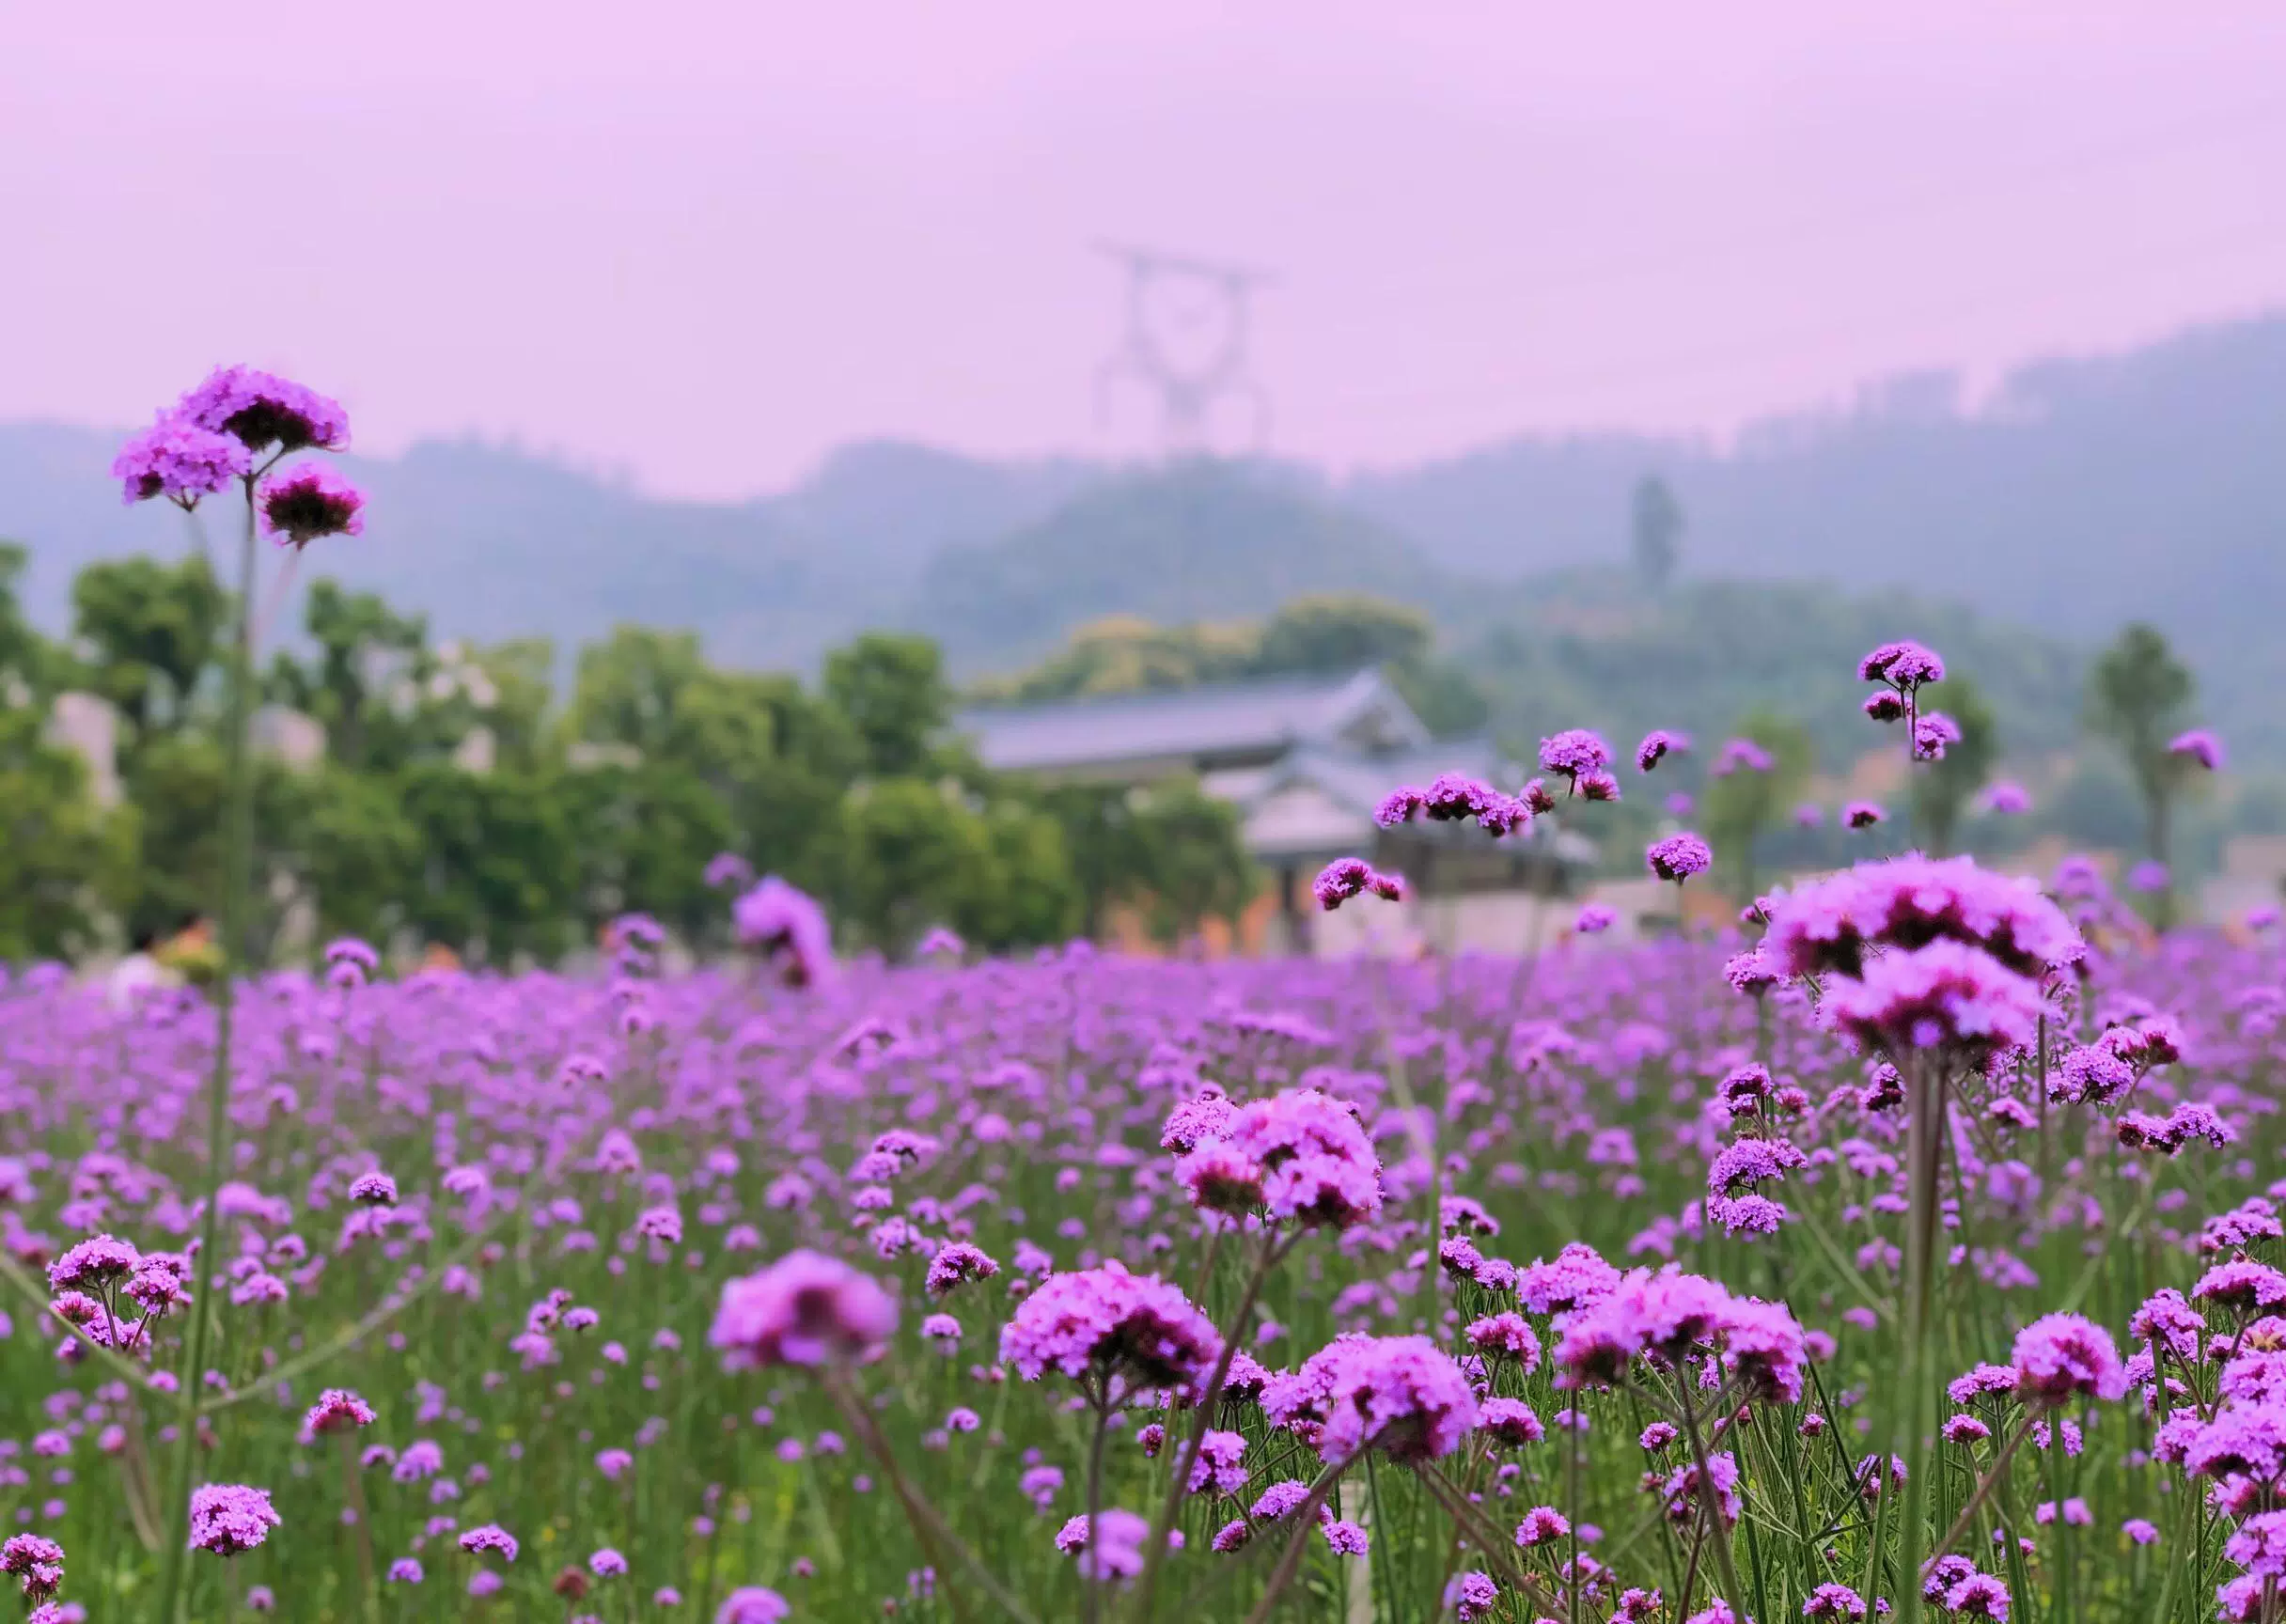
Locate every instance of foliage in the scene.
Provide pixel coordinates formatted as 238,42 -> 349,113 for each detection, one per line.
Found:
554,761 -> 738,949
70,553 -> 228,743
1630,473 -> 1683,590
1123,777 -> 1258,940
829,778 -> 992,957
395,762 -> 578,963
1038,777 -> 1255,945
274,766 -> 422,950
1253,594 -> 1433,676
822,632 -> 953,779
0,706 -> 134,959
119,732 -> 306,954
913,460 -> 1436,670
0,894 -> 2266,1622
0,541 -> 54,694
263,580 -> 429,771
2086,622 -> 2198,865
1453,570 -> 2084,785
1699,710 -> 1814,898
1910,673 -> 1998,855
972,593 -> 1489,746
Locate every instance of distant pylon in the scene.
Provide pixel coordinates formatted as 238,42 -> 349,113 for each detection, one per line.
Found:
1094,242 -> 1274,455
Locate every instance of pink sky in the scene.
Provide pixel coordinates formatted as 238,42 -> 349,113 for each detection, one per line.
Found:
8,3 -> 2286,497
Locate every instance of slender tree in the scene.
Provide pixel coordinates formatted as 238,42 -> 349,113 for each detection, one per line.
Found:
2085,623 -> 2195,869
1910,674 -> 1997,855
1631,475 -> 1684,591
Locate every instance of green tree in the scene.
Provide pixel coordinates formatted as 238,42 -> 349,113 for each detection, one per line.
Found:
0,542 -> 55,695
0,707 -> 135,960
557,762 -> 738,946
1127,778 -> 1257,943
958,803 -> 1085,951
398,764 -> 577,964
1389,658 -> 1491,737
464,638 -> 557,771
568,625 -> 712,761
70,554 -> 228,742
1631,475 -> 1683,591
568,629 -> 860,866
2086,623 -> 2197,871
1039,783 -> 1153,940
828,777 -> 992,957
1700,713 -> 1813,899
822,632 -> 950,779
723,673 -> 863,886
119,732 -> 305,956
1035,776 -> 1255,944
266,579 -> 430,770
1909,674 -> 1997,856
274,766 -> 421,948
973,615 -> 1260,703
1252,594 -> 1433,676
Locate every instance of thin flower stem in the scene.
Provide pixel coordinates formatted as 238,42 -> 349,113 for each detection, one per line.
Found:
1236,1461 -> 1347,1624
338,1431 -> 380,1624
155,473 -> 263,1624
200,1221 -> 498,1415
1676,1375 -> 1747,1612
2048,1422 -> 2072,1624
1084,1400 -> 1112,1624
824,1371 -> 1034,1624
1411,1463 -> 1560,1614
119,1402 -> 166,1554
1925,1417 -> 2035,1573
1678,1511 -> 1707,1616
1893,1057 -> 1949,1624
1566,1405 -> 1581,1624
1132,1231 -> 1284,1623
0,1252 -> 176,1400
247,549 -> 301,651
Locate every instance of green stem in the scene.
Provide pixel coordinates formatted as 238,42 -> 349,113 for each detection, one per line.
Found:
1676,1377 -> 1747,1612
339,1431 -> 380,1623
825,1373 -> 1022,1624
198,1220 -> 497,1415
155,474 -> 262,1624
1131,1234 -> 1282,1623
1893,1059 -> 1949,1624
1236,1461 -> 1348,1624
1084,1403 -> 1111,1624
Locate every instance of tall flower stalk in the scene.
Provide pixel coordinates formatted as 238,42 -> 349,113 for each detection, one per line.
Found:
113,366 -> 360,1624
1892,1059 -> 1947,1624
154,465 -> 262,1624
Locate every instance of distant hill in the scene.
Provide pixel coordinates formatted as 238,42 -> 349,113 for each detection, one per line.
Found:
0,430 -> 1091,672
908,461 -> 1444,668
1348,320 -> 2286,645
2,309 -> 2279,753
1346,317 -> 2286,757
1440,569 -> 2087,778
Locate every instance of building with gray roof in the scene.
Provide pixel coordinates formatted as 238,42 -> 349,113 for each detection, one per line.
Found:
959,669 -> 1594,954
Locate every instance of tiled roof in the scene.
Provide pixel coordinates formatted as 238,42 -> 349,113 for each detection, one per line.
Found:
956,669 -> 1424,773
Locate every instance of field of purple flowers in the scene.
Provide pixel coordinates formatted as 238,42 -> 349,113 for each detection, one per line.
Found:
6,844 -> 2283,1624
14,362 -> 2282,1624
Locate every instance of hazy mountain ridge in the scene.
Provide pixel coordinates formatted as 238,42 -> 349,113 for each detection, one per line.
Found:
908,461 -> 1447,668
1350,315 -> 2286,643
2,310 -> 2278,751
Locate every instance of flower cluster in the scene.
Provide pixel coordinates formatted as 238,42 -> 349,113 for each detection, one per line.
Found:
1168,1086 -> 1385,1229
1311,856 -> 1406,911
999,1265 -> 1221,1395
1375,773 -> 1531,835
710,1250 -> 899,1368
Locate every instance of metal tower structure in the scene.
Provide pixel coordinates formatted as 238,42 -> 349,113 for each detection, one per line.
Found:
1093,242 -> 1274,455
